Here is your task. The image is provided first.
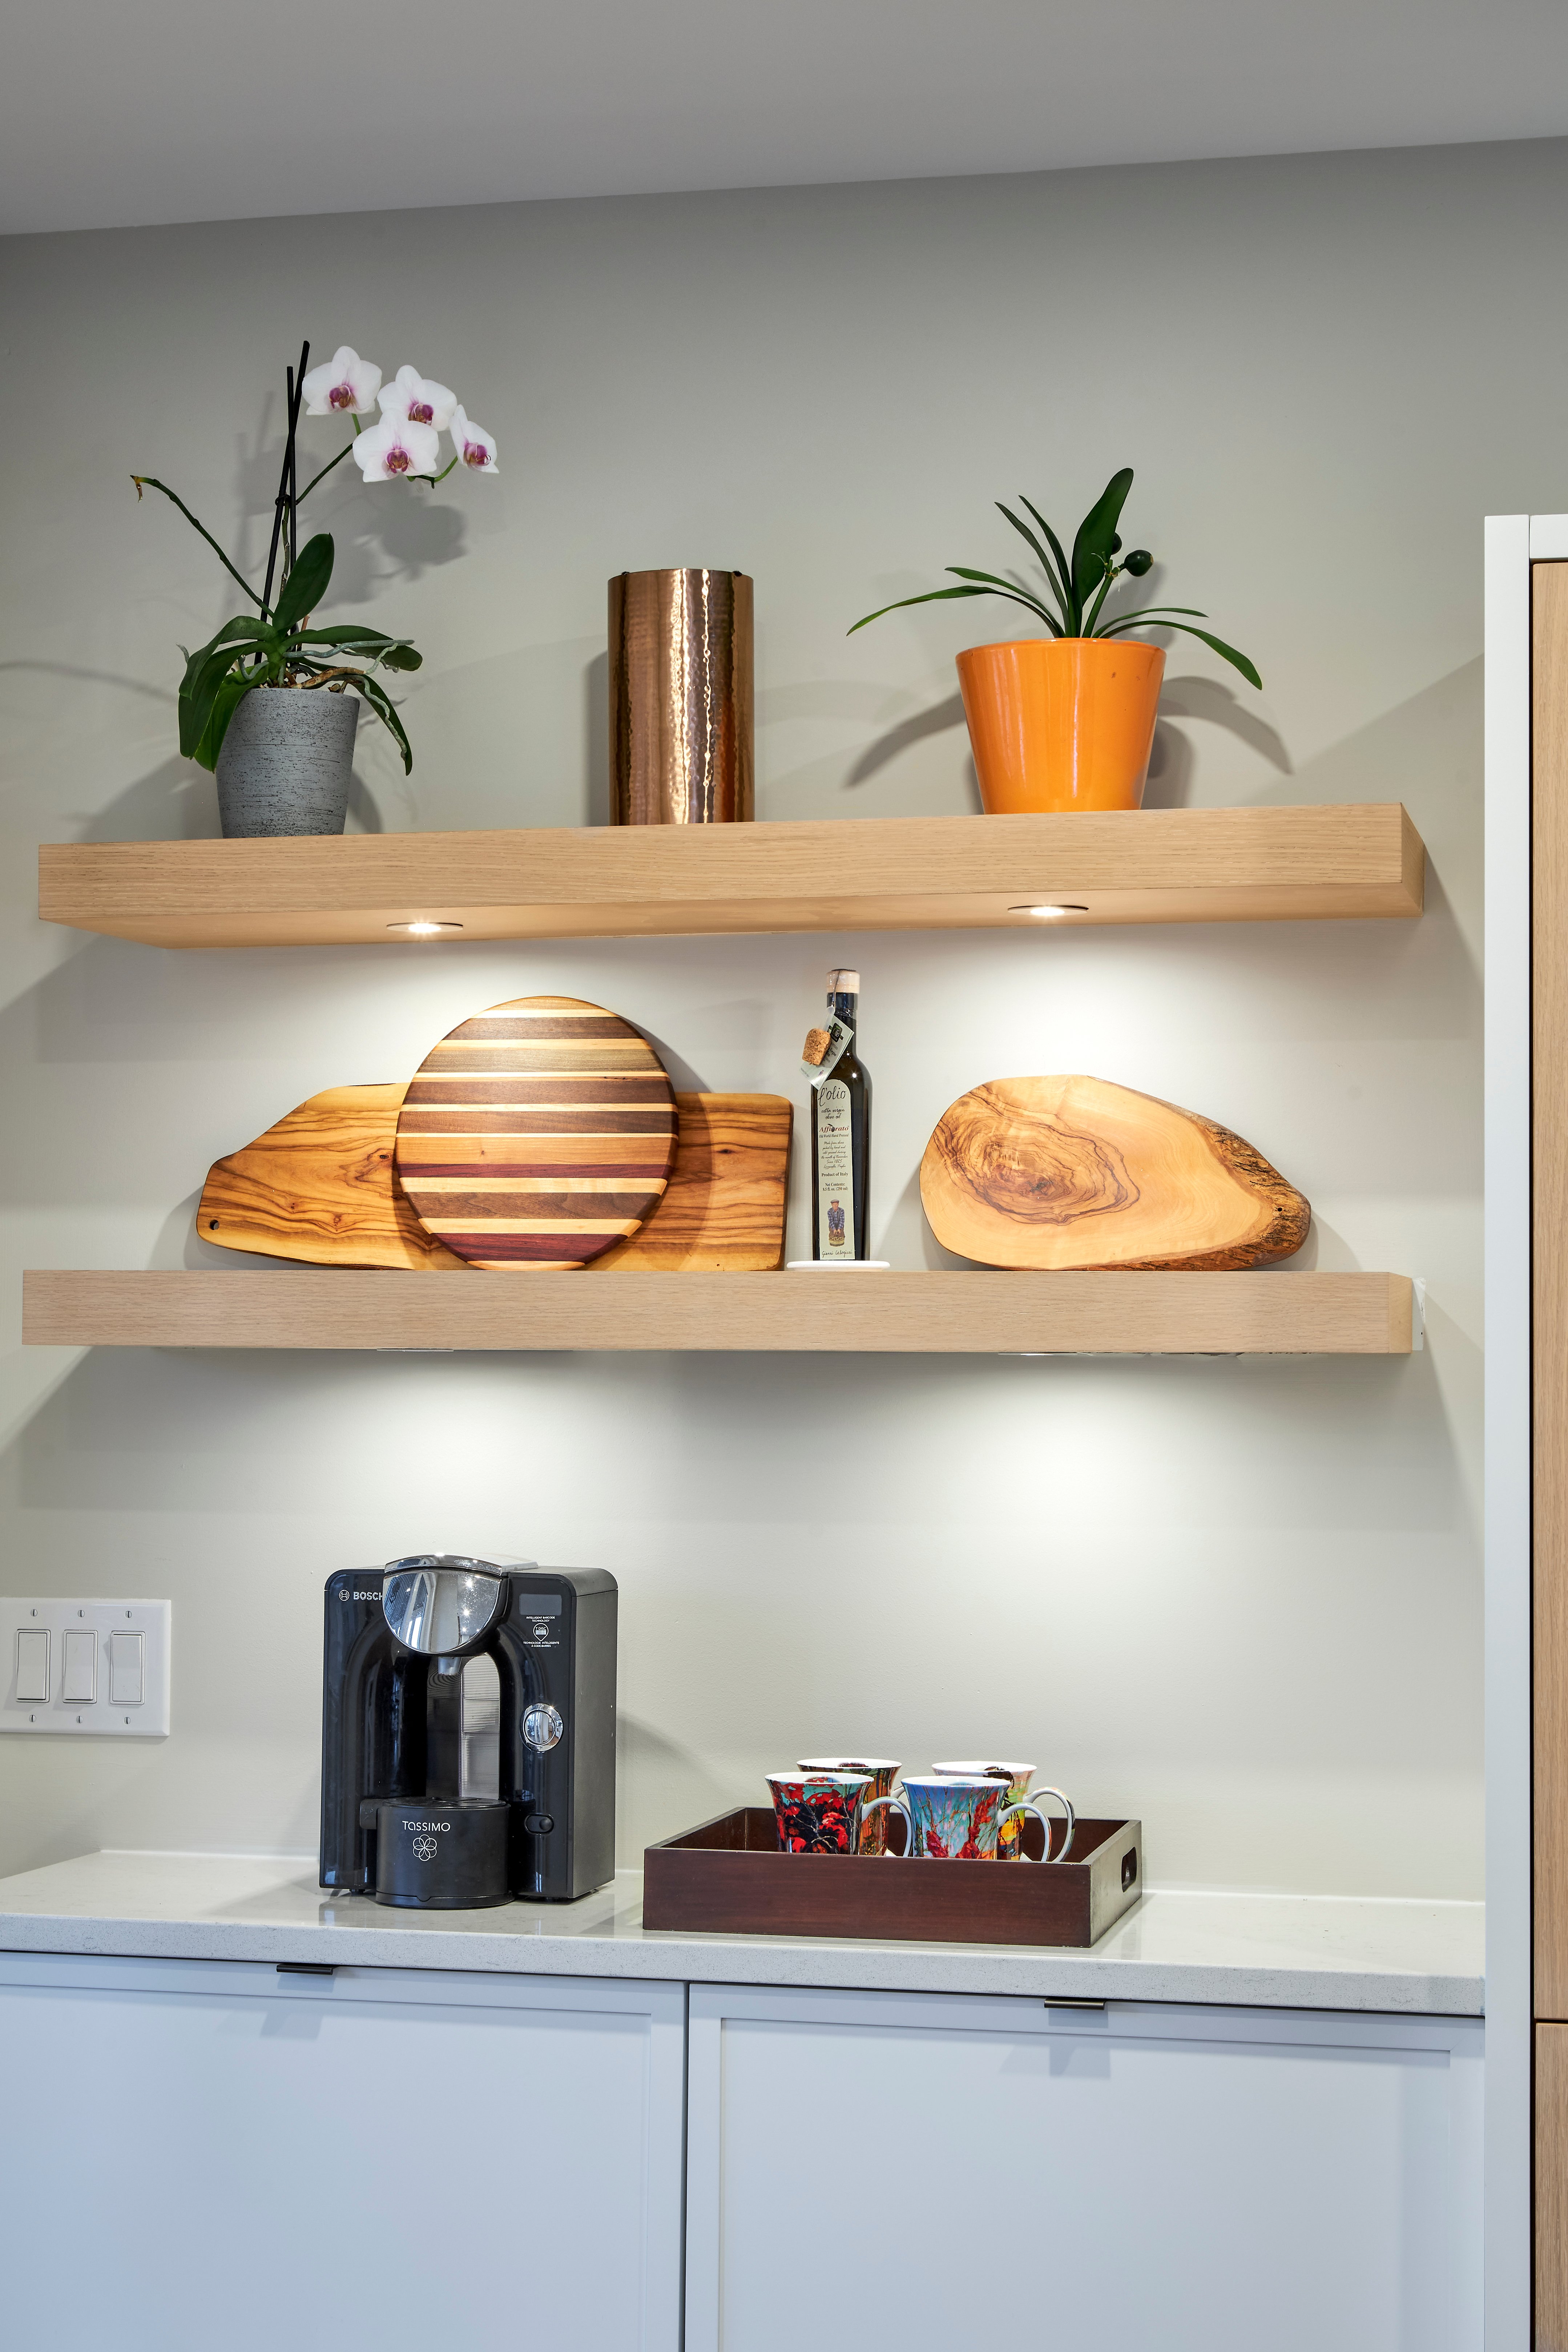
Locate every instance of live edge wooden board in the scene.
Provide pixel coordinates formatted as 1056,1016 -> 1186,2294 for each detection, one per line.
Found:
36,804 -> 1424,947
21,1270 -> 1416,1354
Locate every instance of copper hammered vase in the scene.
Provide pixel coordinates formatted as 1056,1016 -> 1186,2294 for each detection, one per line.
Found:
609,568 -> 754,823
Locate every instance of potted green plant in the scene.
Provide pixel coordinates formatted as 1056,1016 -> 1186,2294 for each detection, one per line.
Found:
136,340 -> 499,838
850,467 -> 1259,813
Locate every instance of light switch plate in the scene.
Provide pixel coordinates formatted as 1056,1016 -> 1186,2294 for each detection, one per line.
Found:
0,1602 -> 171,1737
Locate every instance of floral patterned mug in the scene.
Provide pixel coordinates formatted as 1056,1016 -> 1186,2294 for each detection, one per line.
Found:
930,1761 -> 1074,1862
797,1757 -> 902,1853
766,1770 -> 875,1855
882,1775 -> 1073,1862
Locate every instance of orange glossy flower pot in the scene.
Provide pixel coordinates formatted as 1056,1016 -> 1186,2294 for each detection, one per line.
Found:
955,637 -> 1165,814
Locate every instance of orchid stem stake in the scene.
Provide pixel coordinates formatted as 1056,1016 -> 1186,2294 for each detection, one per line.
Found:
260,340 -> 309,623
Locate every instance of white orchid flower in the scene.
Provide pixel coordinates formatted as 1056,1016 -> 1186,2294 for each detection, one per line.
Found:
301,345 -> 382,416
352,416 -> 442,482
451,407 -> 500,475
378,365 -> 458,434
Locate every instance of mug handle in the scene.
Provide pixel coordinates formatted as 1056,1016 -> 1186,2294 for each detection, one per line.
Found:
1000,1787 -> 1076,1863
864,1793 -> 912,1857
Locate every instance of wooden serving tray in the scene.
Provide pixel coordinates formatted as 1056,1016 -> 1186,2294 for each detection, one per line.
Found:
642,1808 -> 1142,1949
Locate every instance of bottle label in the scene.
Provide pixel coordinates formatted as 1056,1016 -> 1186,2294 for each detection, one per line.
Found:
816,1078 -> 856,1258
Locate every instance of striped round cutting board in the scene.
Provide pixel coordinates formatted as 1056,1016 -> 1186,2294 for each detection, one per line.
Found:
394,996 -> 678,1269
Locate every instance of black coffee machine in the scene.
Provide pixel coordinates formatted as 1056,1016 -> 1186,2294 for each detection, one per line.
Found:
320,1556 -> 617,1909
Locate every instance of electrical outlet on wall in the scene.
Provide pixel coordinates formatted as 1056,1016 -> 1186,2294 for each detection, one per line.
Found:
0,1601 -> 171,1737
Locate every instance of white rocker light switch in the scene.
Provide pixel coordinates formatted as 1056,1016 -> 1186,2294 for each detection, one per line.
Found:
15,1629 -> 49,1704
108,1633 -> 144,1708
61,1628 -> 97,1704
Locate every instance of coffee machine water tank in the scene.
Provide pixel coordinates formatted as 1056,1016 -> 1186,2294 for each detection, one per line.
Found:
319,1556 -> 617,1909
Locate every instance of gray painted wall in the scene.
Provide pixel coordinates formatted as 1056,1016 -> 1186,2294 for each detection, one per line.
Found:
1,136 -> 1529,1893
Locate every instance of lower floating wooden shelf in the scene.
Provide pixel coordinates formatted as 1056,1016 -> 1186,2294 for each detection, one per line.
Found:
21,1270 -> 1416,1355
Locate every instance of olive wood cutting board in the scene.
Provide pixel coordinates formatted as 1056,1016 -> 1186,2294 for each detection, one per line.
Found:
200,1086 -> 790,1273
919,1074 -> 1309,1271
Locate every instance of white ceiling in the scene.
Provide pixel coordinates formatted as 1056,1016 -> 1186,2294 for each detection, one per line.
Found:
6,0 -> 1568,236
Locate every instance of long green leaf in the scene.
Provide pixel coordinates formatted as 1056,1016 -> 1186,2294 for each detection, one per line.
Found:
178,629 -> 283,758
1019,499 -> 1079,631
1096,605 -> 1210,628
1070,468 -> 1134,610
995,504 -> 1072,629
296,624 -> 405,649
943,569 -> 1061,635
272,532 -> 335,633
193,673 -> 255,772
178,615 -> 274,700
849,583 -> 1013,635
345,673 -> 414,772
1158,625 -> 1261,688
179,644 -> 251,758
1100,617 -> 1262,688
297,625 -> 423,671
947,568 -> 1052,609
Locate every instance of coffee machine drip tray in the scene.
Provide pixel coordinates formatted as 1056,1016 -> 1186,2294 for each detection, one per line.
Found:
366,1799 -> 511,1909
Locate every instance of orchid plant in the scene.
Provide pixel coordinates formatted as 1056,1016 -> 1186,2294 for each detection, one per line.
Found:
134,340 -> 500,774
849,467 -> 1261,687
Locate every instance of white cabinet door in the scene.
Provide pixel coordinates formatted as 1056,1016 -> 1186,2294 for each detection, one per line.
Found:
686,1985 -> 1483,2352
0,1953 -> 685,2352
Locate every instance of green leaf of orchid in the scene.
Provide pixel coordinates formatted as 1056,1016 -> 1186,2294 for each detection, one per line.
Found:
192,673 -> 255,772
271,533 -> 335,633
295,625 -> 423,671
344,671 -> 415,773
295,625 -> 400,648
180,645 -> 255,760
178,615 -> 274,699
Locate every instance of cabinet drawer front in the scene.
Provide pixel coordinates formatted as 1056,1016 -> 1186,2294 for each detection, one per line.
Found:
0,1957 -> 684,2352
686,1986 -> 1482,2352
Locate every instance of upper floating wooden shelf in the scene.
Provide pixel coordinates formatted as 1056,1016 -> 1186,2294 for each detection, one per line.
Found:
37,805 -> 1424,948
22,1270 -> 1416,1356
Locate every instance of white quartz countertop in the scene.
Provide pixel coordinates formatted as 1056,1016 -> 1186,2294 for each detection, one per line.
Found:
0,1850 -> 1484,2014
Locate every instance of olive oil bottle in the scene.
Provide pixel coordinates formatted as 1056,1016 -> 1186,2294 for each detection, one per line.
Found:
810,968 -> 871,1260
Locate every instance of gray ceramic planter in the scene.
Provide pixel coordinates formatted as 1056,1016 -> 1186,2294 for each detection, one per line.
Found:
215,686 -> 359,838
